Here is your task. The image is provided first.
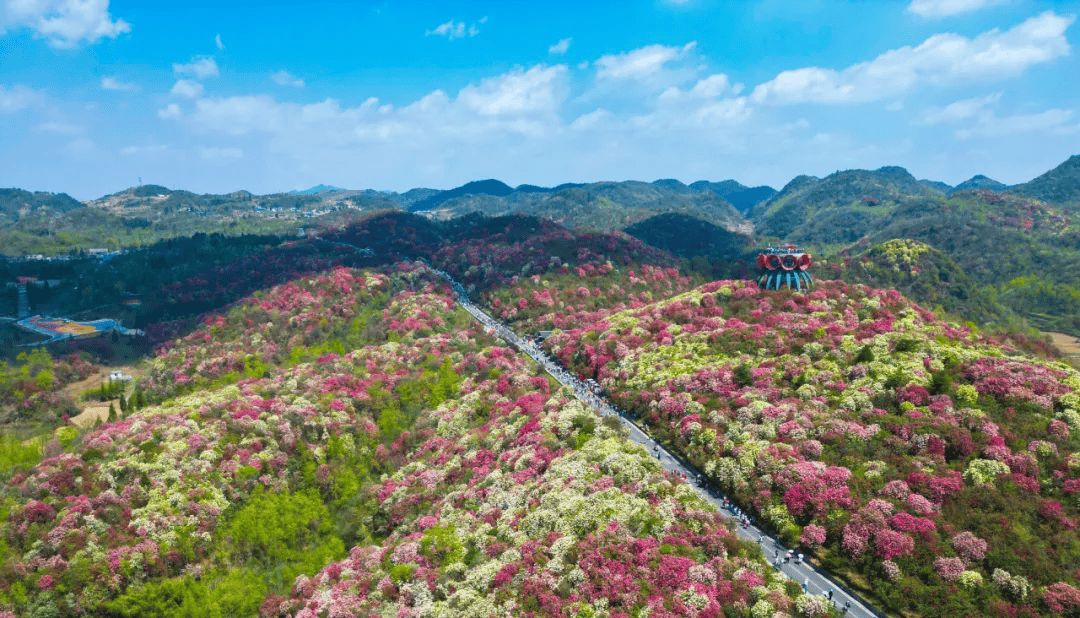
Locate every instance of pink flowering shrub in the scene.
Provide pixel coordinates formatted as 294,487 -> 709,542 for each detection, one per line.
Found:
801,524 -> 827,547
874,528 -> 915,560
934,557 -> 965,581
951,531 -> 988,562
1044,582 -> 1080,613
905,492 -> 936,516
879,480 -> 911,500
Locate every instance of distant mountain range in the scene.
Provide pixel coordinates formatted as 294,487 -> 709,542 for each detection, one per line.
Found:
750,165 -> 943,244
414,179 -> 755,233
3,153 -> 1078,260
747,155 -> 1080,246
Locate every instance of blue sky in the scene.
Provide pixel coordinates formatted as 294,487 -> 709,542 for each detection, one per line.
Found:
1,0 -> 1077,200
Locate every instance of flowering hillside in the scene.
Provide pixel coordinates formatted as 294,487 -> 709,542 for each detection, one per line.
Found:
322,212 -> 680,295
429,215 -> 677,293
0,349 -> 96,424
546,279 -> 1080,617
824,239 -> 1015,330
0,265 -> 812,617
482,263 -> 700,333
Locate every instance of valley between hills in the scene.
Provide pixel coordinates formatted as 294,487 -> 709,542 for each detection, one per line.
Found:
1,156 -> 1080,617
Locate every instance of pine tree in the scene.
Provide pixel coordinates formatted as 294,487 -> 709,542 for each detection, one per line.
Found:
108,402 -> 117,422
99,382 -> 107,402
118,394 -> 127,414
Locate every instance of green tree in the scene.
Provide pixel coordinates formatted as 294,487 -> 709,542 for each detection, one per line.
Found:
34,368 -> 54,391
224,486 -> 344,592
105,569 -> 265,618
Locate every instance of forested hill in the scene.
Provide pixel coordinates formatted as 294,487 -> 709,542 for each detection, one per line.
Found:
1008,154 -> 1080,204
0,188 -> 83,221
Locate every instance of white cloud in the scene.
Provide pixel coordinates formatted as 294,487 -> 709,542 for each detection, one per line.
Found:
0,84 -> 43,112
955,108 -> 1077,139
916,93 -> 1078,139
171,79 -> 204,99
101,76 -> 137,91
38,121 -> 83,134
751,11 -> 1075,105
173,56 -> 219,79
186,96 -> 283,135
158,103 -> 182,119
907,0 -> 1006,18
689,74 -> 731,98
426,19 -> 465,40
577,61 -> 589,70
549,38 -> 571,55
457,65 -> 567,116
917,93 -> 1001,125
183,65 -> 570,151
271,70 -> 305,88
885,101 -> 904,111
637,92 -> 753,132
652,75 -> 738,108
569,108 -> 612,130
215,33 -> 224,50
596,42 -> 697,81
200,146 -> 243,160
1,0 -> 130,48
120,144 -> 167,156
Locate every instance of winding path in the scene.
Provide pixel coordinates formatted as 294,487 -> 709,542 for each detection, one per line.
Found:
312,238 -> 885,617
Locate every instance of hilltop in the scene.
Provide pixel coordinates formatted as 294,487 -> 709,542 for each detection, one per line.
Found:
949,175 -> 1006,195
1009,154 -> 1080,204
624,212 -> 753,260
750,166 -> 945,244
829,239 -> 1013,327
0,188 -> 83,221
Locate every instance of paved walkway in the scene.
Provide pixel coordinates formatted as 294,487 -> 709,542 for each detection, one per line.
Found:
313,244 -> 884,617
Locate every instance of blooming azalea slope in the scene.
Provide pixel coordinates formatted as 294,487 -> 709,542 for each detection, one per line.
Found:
483,263 -> 700,332
546,278 -> 1080,617
1,265 -> 817,617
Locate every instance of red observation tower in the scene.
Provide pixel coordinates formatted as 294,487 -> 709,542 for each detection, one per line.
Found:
756,245 -> 813,291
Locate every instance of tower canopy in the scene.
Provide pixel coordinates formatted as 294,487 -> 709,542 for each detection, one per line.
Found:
756,245 -> 813,291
